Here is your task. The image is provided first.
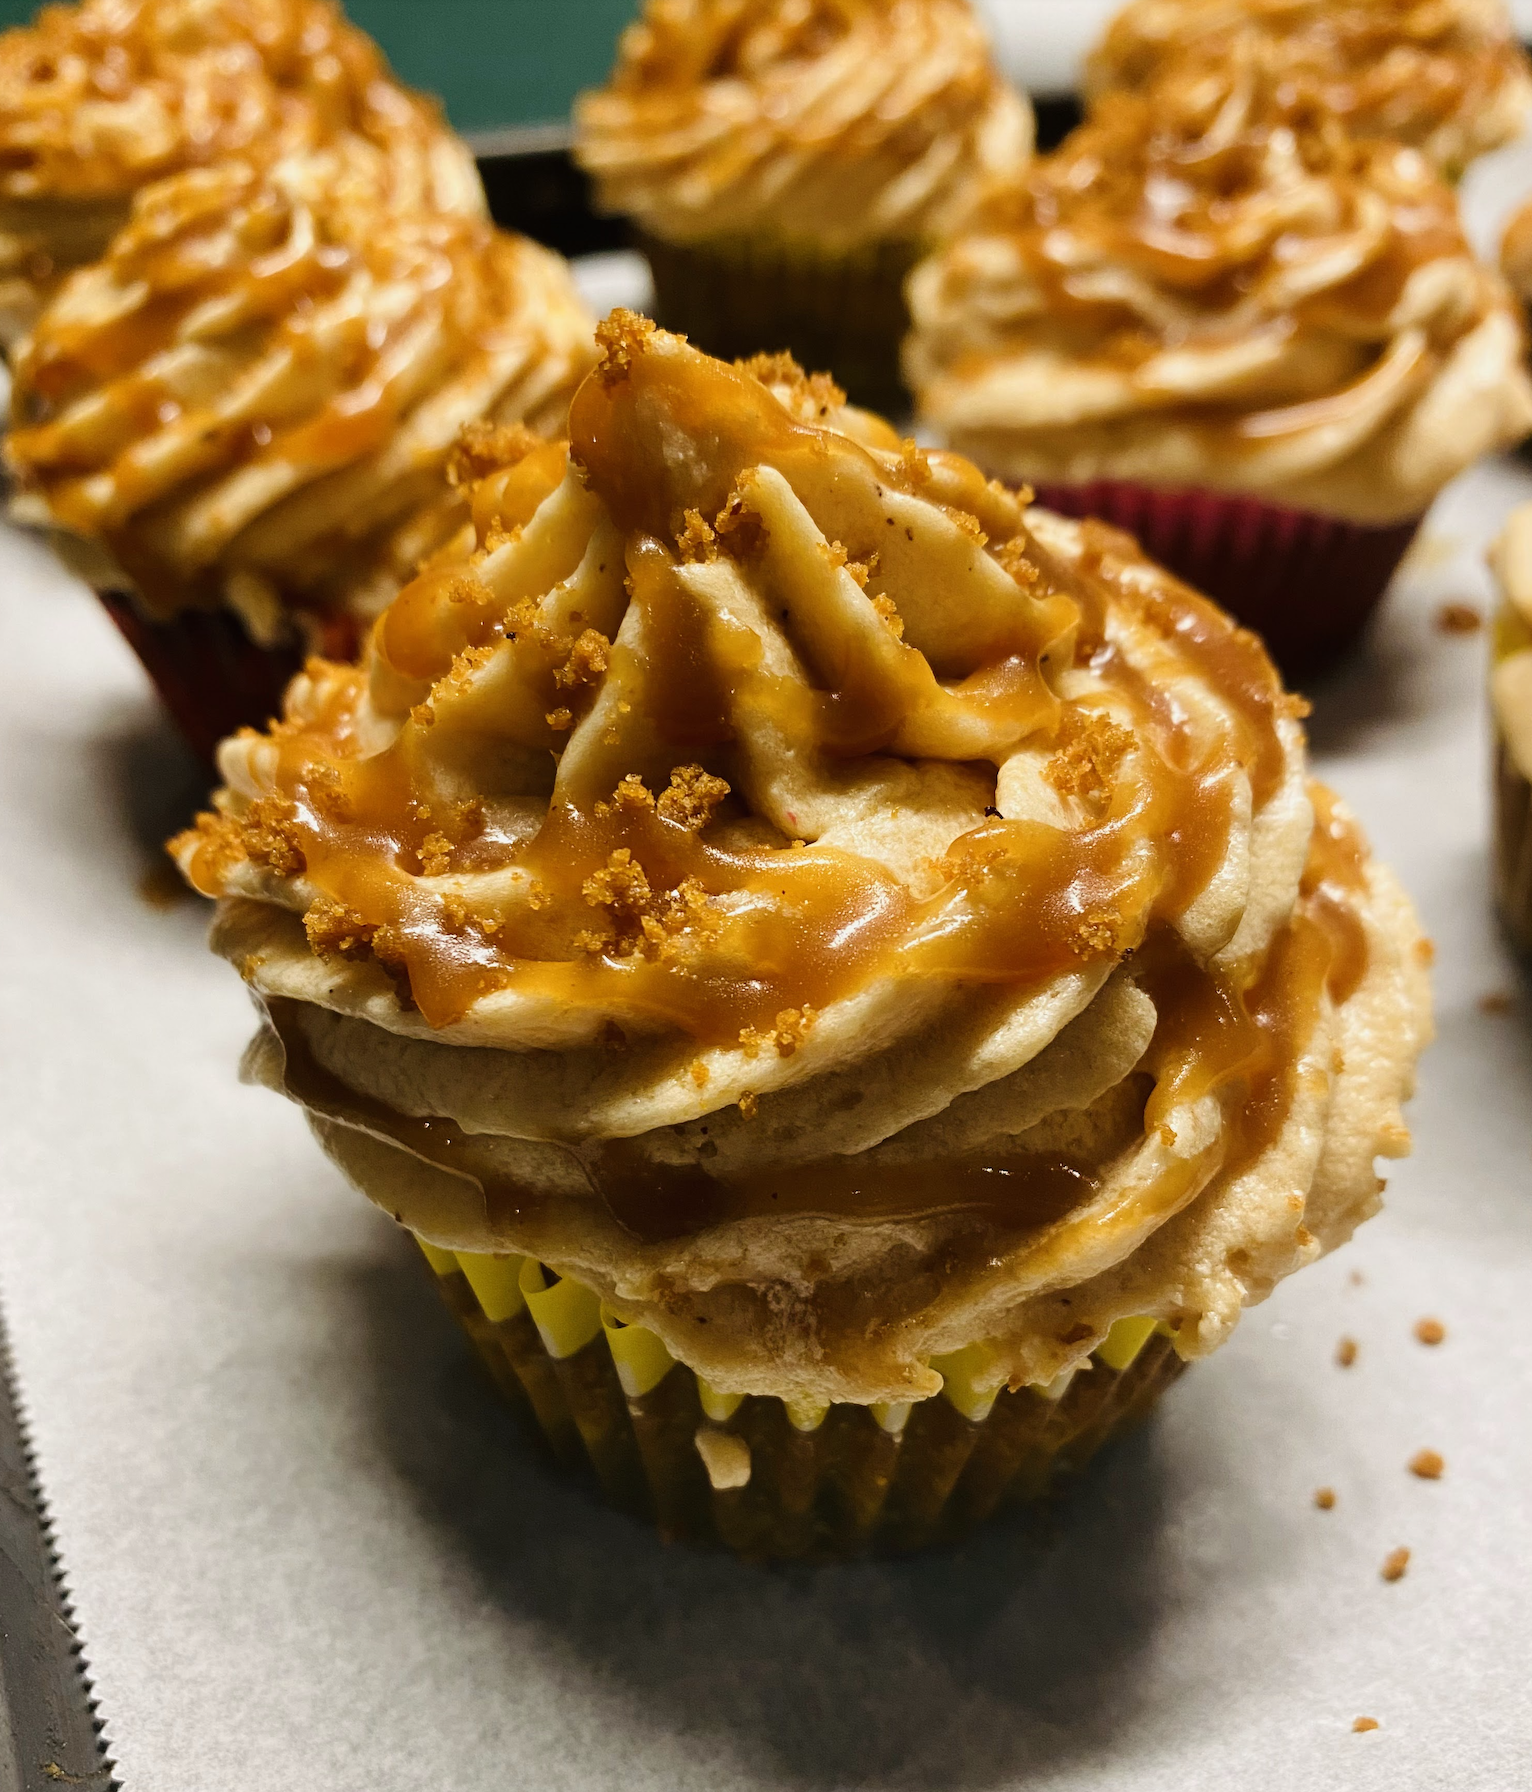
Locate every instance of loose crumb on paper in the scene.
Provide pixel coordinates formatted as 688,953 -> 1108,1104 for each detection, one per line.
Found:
1352,1717 -> 1380,1733
1381,1547 -> 1411,1583
1414,1317 -> 1446,1346
1348,1269 -> 1365,1287
1315,1487 -> 1337,1510
1434,601 -> 1483,635
1479,991 -> 1514,1015
1409,1450 -> 1444,1480
1336,1335 -> 1359,1367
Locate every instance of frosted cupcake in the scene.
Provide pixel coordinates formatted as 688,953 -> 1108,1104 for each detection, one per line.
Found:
172,314 -> 1431,1558
906,58 -> 1532,676
1490,504 -> 1532,953
6,146 -> 594,758
1086,0 -> 1532,180
573,0 -> 1031,412
0,0 -> 484,348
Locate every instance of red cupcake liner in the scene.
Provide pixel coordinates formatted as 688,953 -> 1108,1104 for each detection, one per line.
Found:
95,589 -> 353,762
1028,479 -> 1421,681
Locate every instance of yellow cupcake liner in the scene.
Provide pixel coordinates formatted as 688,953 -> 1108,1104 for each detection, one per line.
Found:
414,1236 -> 1186,1560
638,230 -> 921,415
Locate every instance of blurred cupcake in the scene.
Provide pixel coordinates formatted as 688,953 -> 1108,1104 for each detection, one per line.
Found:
906,57 -> 1532,677
1086,0 -> 1532,179
573,0 -> 1030,411
5,146 -> 595,758
0,0 -> 484,349
1501,194 -> 1532,336
1490,503 -> 1532,953
170,314 -> 1431,1559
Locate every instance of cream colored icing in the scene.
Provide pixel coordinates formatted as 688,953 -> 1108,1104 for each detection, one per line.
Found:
0,0 -> 484,345
5,146 -> 594,646
1086,0 -> 1532,178
172,318 -> 1431,1405
906,59 -> 1532,525
573,0 -> 1032,252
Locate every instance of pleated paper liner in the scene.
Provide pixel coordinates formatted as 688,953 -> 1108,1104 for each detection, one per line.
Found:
96,588 -> 355,763
414,1237 -> 1186,1560
638,231 -> 920,417
1493,604 -> 1532,957
1028,479 -> 1421,682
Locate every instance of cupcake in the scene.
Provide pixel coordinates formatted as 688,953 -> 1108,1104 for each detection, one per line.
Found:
1490,503 -> 1532,953
1085,0 -> 1532,180
0,0 -> 484,348
572,0 -> 1031,413
5,146 -> 595,758
1501,195 -> 1532,335
905,56 -> 1532,677
169,314 -> 1431,1558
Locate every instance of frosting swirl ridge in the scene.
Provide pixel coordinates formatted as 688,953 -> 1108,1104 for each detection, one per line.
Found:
1086,0 -> 1532,177
6,146 -> 594,643
906,56 -> 1532,523
573,0 -> 1032,250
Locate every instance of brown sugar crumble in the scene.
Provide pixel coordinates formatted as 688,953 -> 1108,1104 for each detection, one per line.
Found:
1381,1547 -> 1411,1583
1479,991 -> 1514,1014
1352,1716 -> 1380,1733
1434,601 -> 1483,635
1414,1317 -> 1446,1346
1314,1486 -> 1337,1510
1336,1335 -> 1359,1367
1045,707 -> 1134,813
1409,1450 -> 1445,1480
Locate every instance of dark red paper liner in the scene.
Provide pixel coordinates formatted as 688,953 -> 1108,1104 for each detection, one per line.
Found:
638,231 -> 918,416
1029,479 -> 1421,681
95,589 -> 353,762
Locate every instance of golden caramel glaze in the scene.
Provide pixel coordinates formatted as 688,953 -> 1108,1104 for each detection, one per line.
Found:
573,0 -> 1032,251
172,318 -> 1431,1404
0,0 -> 484,345
1086,0 -> 1532,178
905,54 -> 1532,525
1502,194 -> 1532,312
5,149 -> 595,641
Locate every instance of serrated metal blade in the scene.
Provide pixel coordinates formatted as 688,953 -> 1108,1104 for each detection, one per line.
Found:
0,1303 -> 113,1792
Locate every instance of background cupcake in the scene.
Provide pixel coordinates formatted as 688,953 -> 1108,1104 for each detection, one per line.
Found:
573,0 -> 1032,412
0,0 -> 484,348
905,50 -> 1532,676
171,314 -> 1431,1559
1491,502 -> 1532,955
1085,0 -> 1532,180
5,143 -> 595,759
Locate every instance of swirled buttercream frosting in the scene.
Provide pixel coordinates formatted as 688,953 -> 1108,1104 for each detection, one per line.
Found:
906,59 -> 1532,525
5,148 -> 595,646
573,0 -> 1032,251
0,0 -> 483,342
173,314 -> 1431,1406
1086,0 -> 1532,177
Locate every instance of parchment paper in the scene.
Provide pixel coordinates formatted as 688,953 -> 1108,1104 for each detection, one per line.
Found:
3,155 -> 1532,1792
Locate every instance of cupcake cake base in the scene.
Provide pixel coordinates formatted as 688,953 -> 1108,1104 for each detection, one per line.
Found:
639,232 -> 919,417
1028,479 -> 1420,681
416,1238 -> 1185,1561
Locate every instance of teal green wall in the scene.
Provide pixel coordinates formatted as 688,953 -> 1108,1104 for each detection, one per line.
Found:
0,1 -> 642,132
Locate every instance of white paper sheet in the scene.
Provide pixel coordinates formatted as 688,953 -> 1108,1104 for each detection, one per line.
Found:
4,154 -> 1532,1790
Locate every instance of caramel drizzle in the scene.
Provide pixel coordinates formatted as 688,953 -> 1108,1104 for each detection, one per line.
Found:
181,325 -> 1372,1243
